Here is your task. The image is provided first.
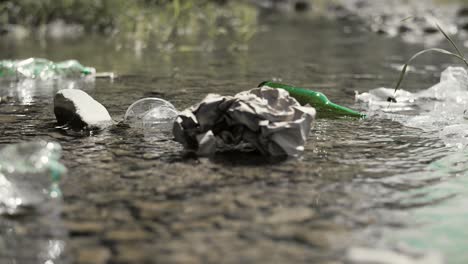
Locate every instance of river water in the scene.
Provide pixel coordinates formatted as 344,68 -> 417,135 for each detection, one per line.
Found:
0,13 -> 467,264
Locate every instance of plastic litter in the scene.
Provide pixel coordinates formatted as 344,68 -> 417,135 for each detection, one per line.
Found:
0,141 -> 66,215
356,66 -> 468,147
259,81 -> 365,118
124,98 -> 178,128
356,66 -> 468,110
173,87 -> 316,157
0,58 -> 95,80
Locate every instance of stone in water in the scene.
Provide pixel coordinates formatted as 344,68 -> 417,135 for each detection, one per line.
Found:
54,89 -> 112,130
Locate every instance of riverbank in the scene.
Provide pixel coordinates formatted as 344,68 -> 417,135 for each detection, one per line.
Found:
2,0 -> 468,48
332,0 -> 467,44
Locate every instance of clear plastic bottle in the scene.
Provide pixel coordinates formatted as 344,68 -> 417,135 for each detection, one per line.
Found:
0,58 -> 95,80
0,141 -> 66,215
56,59 -> 95,78
0,141 -> 69,263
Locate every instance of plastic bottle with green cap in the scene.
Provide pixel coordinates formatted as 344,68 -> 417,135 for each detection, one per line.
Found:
258,81 -> 366,119
0,58 -> 95,80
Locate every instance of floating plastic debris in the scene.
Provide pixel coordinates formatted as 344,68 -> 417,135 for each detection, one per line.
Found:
173,87 -> 316,157
259,81 -> 365,118
0,141 -> 66,215
0,58 -> 95,80
0,142 -> 68,262
124,98 -> 178,128
356,66 -> 468,148
356,66 -> 468,109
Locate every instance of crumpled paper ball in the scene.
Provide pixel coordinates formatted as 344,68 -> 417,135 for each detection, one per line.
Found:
173,87 -> 316,156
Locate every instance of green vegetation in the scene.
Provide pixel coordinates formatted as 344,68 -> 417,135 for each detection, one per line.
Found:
393,22 -> 468,94
0,0 -> 258,50
0,0 -> 124,31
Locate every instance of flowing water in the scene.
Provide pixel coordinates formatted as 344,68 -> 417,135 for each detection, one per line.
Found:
0,14 -> 467,264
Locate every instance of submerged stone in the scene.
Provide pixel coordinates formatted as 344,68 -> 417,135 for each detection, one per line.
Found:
54,89 -> 112,130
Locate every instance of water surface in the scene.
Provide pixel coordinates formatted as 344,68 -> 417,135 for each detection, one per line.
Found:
0,14 -> 467,263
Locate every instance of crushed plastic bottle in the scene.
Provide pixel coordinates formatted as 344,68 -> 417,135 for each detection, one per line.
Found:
356,66 -> 468,148
0,141 -> 66,215
0,58 -> 95,80
259,81 -> 366,118
356,66 -> 468,111
124,98 -> 178,128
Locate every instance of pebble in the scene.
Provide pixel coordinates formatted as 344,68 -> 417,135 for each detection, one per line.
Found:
113,244 -> 153,264
104,228 -> 150,242
65,221 -> 105,236
76,246 -> 111,264
258,207 -> 316,224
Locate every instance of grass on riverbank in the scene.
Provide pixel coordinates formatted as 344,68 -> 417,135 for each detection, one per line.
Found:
392,21 -> 468,99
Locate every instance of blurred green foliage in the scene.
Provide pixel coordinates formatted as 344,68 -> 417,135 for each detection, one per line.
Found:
115,0 -> 257,50
0,0 -> 258,50
0,0 -> 123,31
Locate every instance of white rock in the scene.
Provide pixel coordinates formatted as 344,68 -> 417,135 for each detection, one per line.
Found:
54,89 -> 112,130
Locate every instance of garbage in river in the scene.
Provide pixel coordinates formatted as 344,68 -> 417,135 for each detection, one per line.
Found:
258,81 -> 366,118
356,66 -> 468,148
0,141 -> 66,215
357,66 -> 468,108
0,58 -> 95,80
173,87 -> 316,157
124,98 -> 178,128
54,89 -> 113,130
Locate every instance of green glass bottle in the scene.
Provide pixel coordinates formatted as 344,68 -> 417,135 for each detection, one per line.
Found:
258,81 -> 365,119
